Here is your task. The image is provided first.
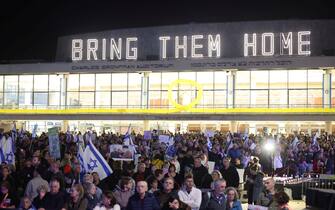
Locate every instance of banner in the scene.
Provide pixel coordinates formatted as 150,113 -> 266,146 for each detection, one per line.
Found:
143,131 -> 152,140
48,127 -> 61,159
110,144 -> 134,161
159,135 -> 174,146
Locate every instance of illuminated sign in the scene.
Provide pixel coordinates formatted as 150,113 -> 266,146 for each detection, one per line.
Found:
71,31 -> 311,61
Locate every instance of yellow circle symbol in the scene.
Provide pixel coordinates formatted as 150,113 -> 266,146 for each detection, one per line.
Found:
168,79 -> 203,111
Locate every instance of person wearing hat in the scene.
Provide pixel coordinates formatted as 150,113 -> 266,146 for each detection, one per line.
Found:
24,166 -> 50,200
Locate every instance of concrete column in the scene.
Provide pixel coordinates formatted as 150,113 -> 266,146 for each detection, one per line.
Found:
140,72 -> 150,109
230,121 -> 238,132
325,121 -> 332,134
323,69 -> 332,108
227,70 -> 237,108
143,120 -> 150,131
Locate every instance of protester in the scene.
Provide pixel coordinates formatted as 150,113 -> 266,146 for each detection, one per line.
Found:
162,195 -> 191,210
126,181 -> 160,210
225,187 -> 242,210
93,191 -> 121,210
155,177 -> 178,208
201,179 -> 226,210
37,178 -> 66,210
64,184 -> 88,210
255,177 -> 279,210
178,175 -> 202,210
220,157 -> 239,188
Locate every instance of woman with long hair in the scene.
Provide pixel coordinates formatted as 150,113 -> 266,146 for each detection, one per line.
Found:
64,184 -> 88,210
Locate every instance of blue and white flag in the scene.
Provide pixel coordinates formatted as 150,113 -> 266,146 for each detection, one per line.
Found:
0,136 -> 15,165
11,122 -> 17,142
206,132 -> 212,151
77,143 -> 87,182
225,132 -> 234,153
83,139 -> 113,180
123,124 -> 134,146
32,124 -> 38,139
66,125 -> 72,143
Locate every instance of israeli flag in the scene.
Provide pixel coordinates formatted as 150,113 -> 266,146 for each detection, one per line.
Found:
83,139 -> 113,180
123,124 -> 134,146
11,122 -> 17,142
32,124 -> 38,139
66,125 -> 72,143
206,133 -> 212,151
225,132 -> 234,153
291,136 -> 299,148
77,143 -> 87,179
0,136 -> 15,165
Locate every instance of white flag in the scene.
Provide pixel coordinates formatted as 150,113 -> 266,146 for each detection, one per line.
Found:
83,140 -> 113,180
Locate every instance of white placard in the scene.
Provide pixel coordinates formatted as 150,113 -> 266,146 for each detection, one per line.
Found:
208,161 -> 215,174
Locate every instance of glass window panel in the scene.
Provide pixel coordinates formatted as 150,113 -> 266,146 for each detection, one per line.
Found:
49,92 -> 60,107
149,73 -> 161,90
19,92 -> 32,106
96,92 -> 111,108
4,76 -> 18,92
214,91 -> 226,108
34,92 -> 48,106
214,71 -> 227,89
198,90 -> 213,107
251,71 -> 268,89
178,90 -> 196,106
112,73 -> 127,91
67,74 -> 79,91
4,92 -> 18,106
34,75 -> 48,91
197,72 -> 213,90
250,90 -> 268,107
128,91 -> 141,108
308,89 -> 323,107
235,90 -> 250,107
236,71 -> 250,89
308,70 -> 323,89
0,76 -> 3,92
80,74 -> 95,91
96,74 -> 111,91
269,70 -> 287,89
112,92 -> 127,107
128,73 -> 142,90
162,72 -> 178,90
332,72 -> 335,88
269,90 -> 287,107
19,75 -> 33,92
67,92 -> 79,106
0,92 -> 2,105
162,90 -> 177,108
79,92 -> 95,107
289,90 -> 307,107
149,91 -> 161,108
179,72 -> 195,81
49,75 -> 61,91
288,70 -> 307,89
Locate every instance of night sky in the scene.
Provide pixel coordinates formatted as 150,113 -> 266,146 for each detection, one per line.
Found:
1,0 -> 334,62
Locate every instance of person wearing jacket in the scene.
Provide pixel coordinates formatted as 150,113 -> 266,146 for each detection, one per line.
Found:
225,187 -> 242,210
113,177 -> 134,210
126,181 -> 160,210
64,184 -> 88,210
255,178 -> 279,210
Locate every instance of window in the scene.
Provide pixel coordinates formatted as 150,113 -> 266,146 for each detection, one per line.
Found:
0,76 -> 3,92
96,74 -> 111,91
269,90 -> 287,107
112,92 -> 127,107
251,71 -> 268,89
34,92 -> 48,106
214,91 -> 226,107
288,70 -> 307,89
49,92 -> 60,107
112,73 -> 127,91
34,75 -> 48,91
250,90 -> 268,107
19,92 -> 32,106
289,90 -> 307,107
149,91 -> 161,108
236,71 -> 250,89
4,92 -> 18,106
80,74 -> 95,91
67,74 -> 79,91
162,72 -> 178,90
49,75 -> 61,91
96,92 -> 111,108
128,73 -> 142,90
269,70 -> 287,89
308,70 -> 323,89
235,90 -> 250,107
67,92 -> 79,106
149,73 -> 161,90
214,71 -> 227,89
308,89 -> 322,107
4,76 -> 18,92
79,92 -> 95,107
197,72 -> 213,90
128,91 -> 141,108
19,75 -> 33,92
198,90 -> 214,107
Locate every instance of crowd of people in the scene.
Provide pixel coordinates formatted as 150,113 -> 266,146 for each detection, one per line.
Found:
0,127 -> 334,210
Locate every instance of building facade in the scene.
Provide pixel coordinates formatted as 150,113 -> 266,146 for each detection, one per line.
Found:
0,20 -> 335,134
